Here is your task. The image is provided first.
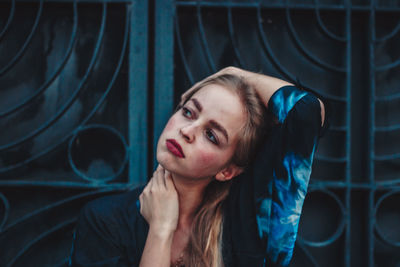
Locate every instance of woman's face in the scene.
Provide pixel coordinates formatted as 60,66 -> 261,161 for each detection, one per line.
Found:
156,83 -> 247,181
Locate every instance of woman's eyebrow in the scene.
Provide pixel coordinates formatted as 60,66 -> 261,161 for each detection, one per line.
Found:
190,98 -> 202,112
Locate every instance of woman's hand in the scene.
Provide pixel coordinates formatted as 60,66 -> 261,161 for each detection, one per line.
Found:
139,165 -> 179,237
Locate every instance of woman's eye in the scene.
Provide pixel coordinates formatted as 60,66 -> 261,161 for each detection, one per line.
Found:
182,107 -> 192,118
206,129 -> 218,145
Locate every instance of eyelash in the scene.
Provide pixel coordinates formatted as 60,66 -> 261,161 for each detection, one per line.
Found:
181,107 -> 219,145
182,107 -> 194,119
205,129 -> 218,145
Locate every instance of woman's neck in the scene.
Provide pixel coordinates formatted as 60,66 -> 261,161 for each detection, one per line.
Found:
171,174 -> 212,230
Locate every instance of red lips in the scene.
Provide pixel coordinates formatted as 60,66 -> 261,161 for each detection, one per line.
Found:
166,139 -> 185,158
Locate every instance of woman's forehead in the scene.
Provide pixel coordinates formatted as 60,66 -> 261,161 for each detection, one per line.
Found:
191,83 -> 238,104
189,84 -> 246,139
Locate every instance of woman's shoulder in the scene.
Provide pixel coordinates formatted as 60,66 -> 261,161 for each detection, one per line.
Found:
81,185 -> 145,224
71,186 -> 147,266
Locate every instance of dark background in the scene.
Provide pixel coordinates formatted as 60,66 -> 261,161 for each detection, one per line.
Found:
0,0 -> 399,266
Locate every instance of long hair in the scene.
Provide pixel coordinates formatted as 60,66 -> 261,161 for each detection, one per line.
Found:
178,74 -> 271,266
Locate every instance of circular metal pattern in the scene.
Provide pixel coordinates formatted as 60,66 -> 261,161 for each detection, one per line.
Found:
0,193 -> 10,231
297,189 -> 346,247
68,124 -> 128,183
374,190 -> 400,247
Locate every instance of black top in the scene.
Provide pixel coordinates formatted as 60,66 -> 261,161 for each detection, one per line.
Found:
69,85 -> 330,267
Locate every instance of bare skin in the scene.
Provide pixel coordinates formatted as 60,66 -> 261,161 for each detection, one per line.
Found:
139,67 -> 326,267
139,166 -> 236,266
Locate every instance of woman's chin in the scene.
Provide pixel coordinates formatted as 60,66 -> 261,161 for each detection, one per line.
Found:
156,152 -> 176,171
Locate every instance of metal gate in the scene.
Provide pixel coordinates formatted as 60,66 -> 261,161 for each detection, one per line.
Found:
0,0 -> 399,266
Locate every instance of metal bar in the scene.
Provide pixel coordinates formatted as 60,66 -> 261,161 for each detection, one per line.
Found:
315,155 -> 347,163
375,124 -> 400,131
344,0 -> 352,265
375,92 -> 400,101
329,125 -> 347,131
376,179 -> 400,186
227,6 -> 245,68
153,0 -> 174,168
0,193 -> 10,232
373,152 -> 400,161
196,2 -> 217,73
174,11 -> 195,85
129,0 -> 149,185
368,0 -> 376,265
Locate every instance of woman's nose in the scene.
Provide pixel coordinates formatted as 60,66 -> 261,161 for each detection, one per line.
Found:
180,124 -> 196,143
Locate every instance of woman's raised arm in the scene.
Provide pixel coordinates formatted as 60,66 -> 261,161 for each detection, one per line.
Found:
181,67 -> 325,127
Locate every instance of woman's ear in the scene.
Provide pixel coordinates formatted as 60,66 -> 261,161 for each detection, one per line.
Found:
215,164 -> 243,182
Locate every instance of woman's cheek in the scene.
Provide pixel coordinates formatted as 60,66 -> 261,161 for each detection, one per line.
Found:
164,116 -> 176,131
197,150 -> 218,167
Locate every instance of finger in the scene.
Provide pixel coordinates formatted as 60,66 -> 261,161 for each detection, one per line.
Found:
154,168 -> 162,189
148,176 -> 154,192
143,179 -> 151,193
165,172 -> 175,190
162,170 -> 169,187
157,166 -> 166,187
154,165 -> 165,187
156,164 -> 162,171
139,193 -> 143,213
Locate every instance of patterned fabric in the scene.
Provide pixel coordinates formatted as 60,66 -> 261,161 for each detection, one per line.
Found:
252,85 -> 329,266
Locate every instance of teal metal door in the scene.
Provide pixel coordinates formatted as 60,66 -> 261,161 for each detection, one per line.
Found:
0,0 -> 400,266
0,1 -> 150,265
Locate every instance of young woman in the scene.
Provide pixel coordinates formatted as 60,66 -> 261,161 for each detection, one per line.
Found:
69,67 -> 329,267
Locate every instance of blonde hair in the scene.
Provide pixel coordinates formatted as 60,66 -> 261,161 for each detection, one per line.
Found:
179,74 -> 271,266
